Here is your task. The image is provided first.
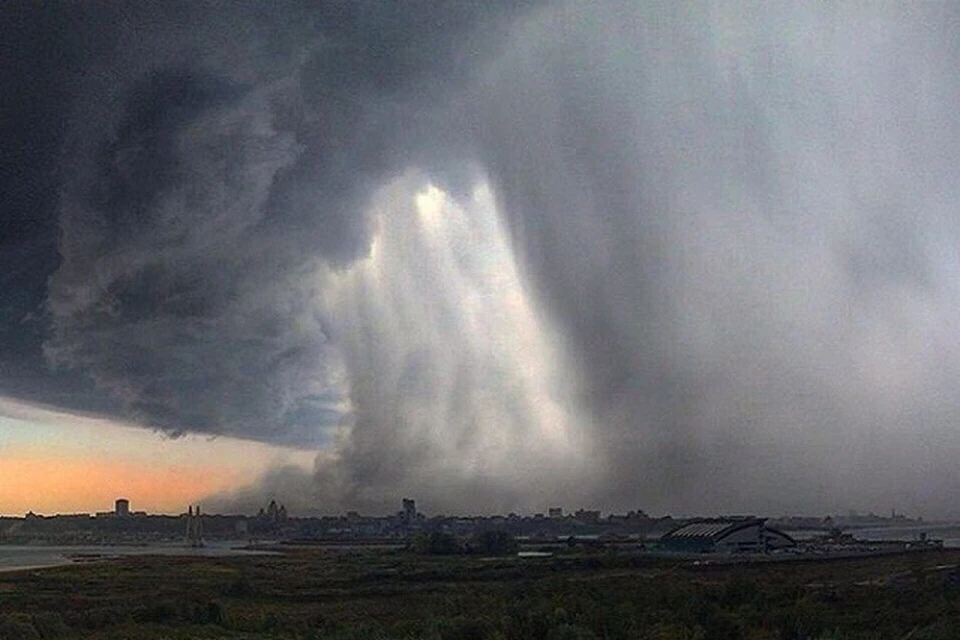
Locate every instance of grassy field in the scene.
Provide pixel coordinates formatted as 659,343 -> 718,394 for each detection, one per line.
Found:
2,547 -> 960,639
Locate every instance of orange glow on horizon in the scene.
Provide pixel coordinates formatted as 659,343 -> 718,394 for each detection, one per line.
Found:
0,397 -> 319,517
0,456 -> 248,516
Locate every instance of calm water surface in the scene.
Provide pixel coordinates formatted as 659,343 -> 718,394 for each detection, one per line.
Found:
0,541 -> 275,573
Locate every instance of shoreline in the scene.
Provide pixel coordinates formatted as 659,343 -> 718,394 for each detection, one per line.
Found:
0,541 -> 278,576
0,559 -> 77,574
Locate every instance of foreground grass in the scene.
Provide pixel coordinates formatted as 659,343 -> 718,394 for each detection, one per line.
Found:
2,548 -> 960,639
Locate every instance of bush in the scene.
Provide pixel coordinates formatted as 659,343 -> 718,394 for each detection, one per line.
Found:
318,622 -> 389,639
546,623 -> 599,640
77,606 -> 130,630
30,612 -> 68,638
721,576 -> 760,608
472,531 -> 519,556
913,618 -> 960,640
132,602 -> 176,624
224,571 -> 255,597
0,613 -> 39,640
414,531 -> 462,555
186,600 -> 224,625
423,615 -> 494,640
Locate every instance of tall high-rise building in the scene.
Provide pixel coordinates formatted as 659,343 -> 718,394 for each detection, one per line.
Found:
115,498 -> 130,517
402,498 -> 416,523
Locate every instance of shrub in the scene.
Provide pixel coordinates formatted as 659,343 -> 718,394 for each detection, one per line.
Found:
721,576 -> 760,608
318,622 -> 389,639
546,623 -> 599,640
413,531 -> 462,555
0,613 -> 39,640
132,602 -> 176,624
423,615 -> 494,640
224,571 -> 255,597
78,607 -> 130,630
912,617 -> 960,640
472,531 -> 519,557
186,600 -> 224,625
30,611 -> 68,638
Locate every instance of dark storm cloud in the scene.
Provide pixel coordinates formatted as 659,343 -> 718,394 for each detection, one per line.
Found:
3,0 -> 534,446
8,0 -> 960,518
0,3 -> 93,410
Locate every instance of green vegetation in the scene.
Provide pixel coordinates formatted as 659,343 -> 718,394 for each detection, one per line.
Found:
2,548 -> 960,638
412,530 -> 519,557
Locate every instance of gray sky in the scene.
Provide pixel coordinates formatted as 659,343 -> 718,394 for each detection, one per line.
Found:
4,1 -> 960,517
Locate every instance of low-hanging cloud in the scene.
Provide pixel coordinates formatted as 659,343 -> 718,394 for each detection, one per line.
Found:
6,1 -> 960,517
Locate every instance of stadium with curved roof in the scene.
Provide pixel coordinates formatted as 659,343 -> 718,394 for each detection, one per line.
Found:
660,518 -> 796,553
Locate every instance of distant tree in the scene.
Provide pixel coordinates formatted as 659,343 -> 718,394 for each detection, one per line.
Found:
414,531 -> 462,555
472,530 -> 518,556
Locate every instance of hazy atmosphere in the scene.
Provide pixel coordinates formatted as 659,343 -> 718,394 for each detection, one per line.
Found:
4,1 -> 960,518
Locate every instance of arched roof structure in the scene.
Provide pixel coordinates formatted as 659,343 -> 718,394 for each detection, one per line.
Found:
660,518 -> 796,553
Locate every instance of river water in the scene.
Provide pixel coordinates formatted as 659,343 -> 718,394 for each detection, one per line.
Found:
847,524 -> 960,549
786,524 -> 960,549
0,541 -> 275,573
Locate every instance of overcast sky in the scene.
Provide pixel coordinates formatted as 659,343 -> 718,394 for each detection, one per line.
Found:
4,1 -> 960,517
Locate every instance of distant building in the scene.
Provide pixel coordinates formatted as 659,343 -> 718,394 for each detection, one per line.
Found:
402,498 -> 416,524
659,518 -> 795,553
115,498 -> 130,517
548,507 -> 563,518
574,509 -> 601,524
185,505 -> 204,547
259,500 -> 288,524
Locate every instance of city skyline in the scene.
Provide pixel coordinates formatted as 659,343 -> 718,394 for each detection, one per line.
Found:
0,482 -> 931,525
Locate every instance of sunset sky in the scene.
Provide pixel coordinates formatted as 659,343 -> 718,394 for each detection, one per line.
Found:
0,399 -> 314,516
5,2 -> 960,519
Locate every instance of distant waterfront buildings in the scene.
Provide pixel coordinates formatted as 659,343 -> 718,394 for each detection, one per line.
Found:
2,496 -> 931,552
256,500 -> 288,528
